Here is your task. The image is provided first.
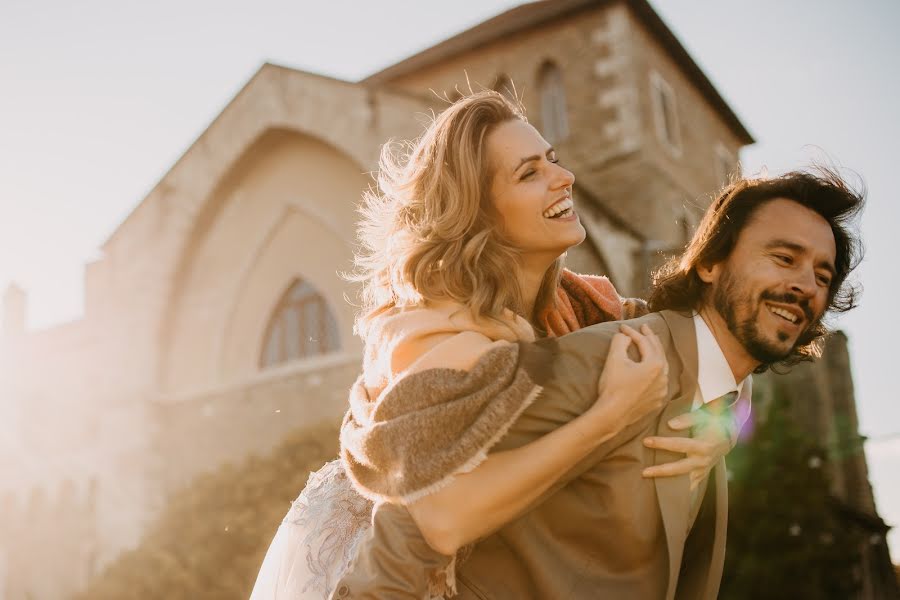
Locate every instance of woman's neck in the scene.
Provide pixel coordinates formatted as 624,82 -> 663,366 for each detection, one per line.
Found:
518,259 -> 553,319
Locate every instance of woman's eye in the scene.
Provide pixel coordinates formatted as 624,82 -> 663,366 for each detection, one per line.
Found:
520,169 -> 536,180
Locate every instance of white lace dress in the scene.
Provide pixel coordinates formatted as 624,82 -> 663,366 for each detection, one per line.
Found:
249,459 -> 373,599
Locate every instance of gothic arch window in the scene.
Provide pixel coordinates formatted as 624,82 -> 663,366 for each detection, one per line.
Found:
259,278 -> 340,368
538,62 -> 569,145
650,70 -> 682,155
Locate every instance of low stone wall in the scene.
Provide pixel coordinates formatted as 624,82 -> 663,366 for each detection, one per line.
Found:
154,353 -> 360,497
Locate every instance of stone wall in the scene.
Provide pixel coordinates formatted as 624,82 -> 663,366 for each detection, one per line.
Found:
155,353 -> 358,496
377,3 -> 747,249
0,483 -> 97,600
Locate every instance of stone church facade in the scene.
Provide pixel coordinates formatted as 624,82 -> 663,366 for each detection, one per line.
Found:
0,0 -> 893,597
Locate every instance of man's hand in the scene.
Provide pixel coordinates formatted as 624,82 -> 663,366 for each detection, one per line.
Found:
641,409 -> 735,491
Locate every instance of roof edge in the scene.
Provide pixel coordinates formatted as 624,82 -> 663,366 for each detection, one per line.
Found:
364,0 -> 753,145
627,0 -> 754,144
101,63 -> 358,251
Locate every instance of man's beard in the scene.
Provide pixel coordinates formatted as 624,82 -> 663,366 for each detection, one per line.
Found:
712,269 -> 814,366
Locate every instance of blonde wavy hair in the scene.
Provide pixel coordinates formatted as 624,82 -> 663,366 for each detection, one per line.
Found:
351,91 -> 563,337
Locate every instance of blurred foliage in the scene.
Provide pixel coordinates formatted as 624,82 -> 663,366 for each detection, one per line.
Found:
721,395 -> 863,599
76,423 -> 340,600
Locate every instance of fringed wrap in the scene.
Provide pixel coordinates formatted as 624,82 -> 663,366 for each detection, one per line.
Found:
341,343 -> 546,504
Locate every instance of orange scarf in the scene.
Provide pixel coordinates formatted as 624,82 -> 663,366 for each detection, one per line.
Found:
539,269 -> 645,336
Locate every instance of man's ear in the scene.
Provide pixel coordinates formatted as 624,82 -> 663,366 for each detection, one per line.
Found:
696,260 -> 721,284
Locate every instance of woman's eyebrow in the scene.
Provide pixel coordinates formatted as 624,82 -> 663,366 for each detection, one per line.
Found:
513,148 -> 555,172
513,154 -> 541,172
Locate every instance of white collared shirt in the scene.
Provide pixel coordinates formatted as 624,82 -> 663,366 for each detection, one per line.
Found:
687,313 -> 753,528
691,313 -> 752,414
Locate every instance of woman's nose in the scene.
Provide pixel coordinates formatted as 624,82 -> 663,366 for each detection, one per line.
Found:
553,163 -> 575,189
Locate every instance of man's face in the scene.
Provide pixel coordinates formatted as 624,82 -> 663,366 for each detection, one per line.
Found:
701,198 -> 837,365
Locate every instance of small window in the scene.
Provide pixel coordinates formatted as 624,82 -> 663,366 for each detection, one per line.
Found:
538,62 -> 569,145
260,278 -> 340,368
715,143 -> 736,186
650,71 -> 681,154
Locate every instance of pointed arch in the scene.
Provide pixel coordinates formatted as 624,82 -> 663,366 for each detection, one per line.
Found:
259,278 -> 341,368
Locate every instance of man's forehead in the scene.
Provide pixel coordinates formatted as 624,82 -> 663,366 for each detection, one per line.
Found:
743,198 -> 837,260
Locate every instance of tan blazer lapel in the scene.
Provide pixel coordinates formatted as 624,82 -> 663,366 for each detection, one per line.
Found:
702,459 -> 729,598
655,311 -> 700,600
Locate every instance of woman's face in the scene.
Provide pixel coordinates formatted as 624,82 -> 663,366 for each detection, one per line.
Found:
486,119 -> 585,264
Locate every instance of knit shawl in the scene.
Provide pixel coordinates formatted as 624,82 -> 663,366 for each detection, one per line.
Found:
340,270 -> 641,503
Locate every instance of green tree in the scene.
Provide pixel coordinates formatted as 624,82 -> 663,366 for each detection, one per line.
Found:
721,395 -> 862,599
77,424 -> 340,600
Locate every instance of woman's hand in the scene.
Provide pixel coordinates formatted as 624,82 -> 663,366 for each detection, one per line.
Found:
641,409 -> 736,490
587,323 -> 670,431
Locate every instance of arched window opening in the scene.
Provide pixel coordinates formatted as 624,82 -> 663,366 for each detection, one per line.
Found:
650,70 -> 682,154
260,278 -> 340,368
538,62 -> 569,145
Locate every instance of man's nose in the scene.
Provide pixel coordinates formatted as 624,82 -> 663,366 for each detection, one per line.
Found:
788,269 -> 817,298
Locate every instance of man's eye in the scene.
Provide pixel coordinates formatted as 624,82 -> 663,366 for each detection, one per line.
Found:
816,274 -> 832,287
774,254 -> 793,265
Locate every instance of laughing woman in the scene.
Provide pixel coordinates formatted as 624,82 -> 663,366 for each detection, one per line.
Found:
249,91 -> 736,599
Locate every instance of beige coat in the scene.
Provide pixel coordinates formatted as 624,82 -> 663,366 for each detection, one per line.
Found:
332,310 -> 731,600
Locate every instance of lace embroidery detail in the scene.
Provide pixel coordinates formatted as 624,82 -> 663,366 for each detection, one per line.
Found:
284,459 -> 374,595
279,459 -> 460,598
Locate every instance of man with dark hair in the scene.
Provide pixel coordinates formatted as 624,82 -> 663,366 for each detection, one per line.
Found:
649,169 -> 862,369
333,169 -> 864,599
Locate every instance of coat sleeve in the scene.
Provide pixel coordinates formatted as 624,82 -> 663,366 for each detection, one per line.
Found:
483,318 -> 666,510
328,502 -> 453,599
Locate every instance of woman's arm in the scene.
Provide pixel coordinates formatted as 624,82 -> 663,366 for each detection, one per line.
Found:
406,324 -> 668,556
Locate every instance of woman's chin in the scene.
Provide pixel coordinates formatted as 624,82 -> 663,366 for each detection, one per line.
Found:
554,233 -> 587,257
565,222 -> 587,249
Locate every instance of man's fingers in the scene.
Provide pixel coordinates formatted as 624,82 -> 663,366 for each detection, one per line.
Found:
675,411 -> 735,444
641,457 -> 702,478
643,436 -> 706,455
667,412 -> 706,430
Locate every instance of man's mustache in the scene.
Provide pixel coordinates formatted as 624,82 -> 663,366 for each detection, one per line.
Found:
760,291 -> 815,323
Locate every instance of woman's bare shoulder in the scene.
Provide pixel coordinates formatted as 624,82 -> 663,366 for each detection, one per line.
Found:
364,301 -> 511,381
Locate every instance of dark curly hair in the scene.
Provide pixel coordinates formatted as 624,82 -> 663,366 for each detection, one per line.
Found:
648,167 -> 864,371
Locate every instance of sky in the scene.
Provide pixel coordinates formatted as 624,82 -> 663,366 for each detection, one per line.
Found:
1,0 -> 898,560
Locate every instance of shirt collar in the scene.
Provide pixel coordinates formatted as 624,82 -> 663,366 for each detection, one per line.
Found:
692,312 -> 750,404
